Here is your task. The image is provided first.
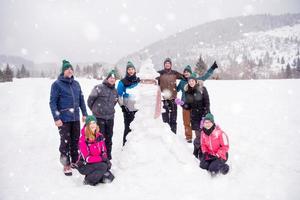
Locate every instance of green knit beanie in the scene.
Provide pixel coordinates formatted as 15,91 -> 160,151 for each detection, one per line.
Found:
188,72 -> 197,81
85,115 -> 97,125
183,65 -> 192,74
204,113 -> 214,123
106,69 -> 116,79
61,60 -> 73,73
126,61 -> 135,70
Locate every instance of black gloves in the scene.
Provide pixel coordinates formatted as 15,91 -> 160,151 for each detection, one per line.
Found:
106,160 -> 112,170
102,155 -> 108,161
73,159 -> 85,169
200,152 -> 217,161
211,61 -> 218,70
96,134 -> 105,142
121,105 -> 129,113
201,153 -> 218,161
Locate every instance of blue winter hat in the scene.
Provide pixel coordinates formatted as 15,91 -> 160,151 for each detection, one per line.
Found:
61,60 -> 73,73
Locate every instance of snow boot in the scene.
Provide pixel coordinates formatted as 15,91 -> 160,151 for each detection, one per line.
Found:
100,171 -> 115,183
220,164 -> 230,175
63,165 -> 72,176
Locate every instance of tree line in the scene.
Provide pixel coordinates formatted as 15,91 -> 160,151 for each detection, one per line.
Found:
0,63 -> 122,82
194,50 -> 300,80
1,54 -> 300,83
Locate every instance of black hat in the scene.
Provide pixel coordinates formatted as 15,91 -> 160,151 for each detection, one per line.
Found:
164,57 -> 172,65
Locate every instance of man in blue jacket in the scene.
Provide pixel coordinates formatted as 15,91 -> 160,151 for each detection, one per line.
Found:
117,61 -> 140,146
49,60 -> 87,176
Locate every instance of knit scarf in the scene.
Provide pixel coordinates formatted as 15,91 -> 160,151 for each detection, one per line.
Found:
203,124 -> 216,136
103,80 -> 115,89
121,73 -> 140,87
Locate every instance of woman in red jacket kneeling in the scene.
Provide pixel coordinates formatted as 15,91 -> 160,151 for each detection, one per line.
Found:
76,115 -> 114,185
200,113 -> 230,175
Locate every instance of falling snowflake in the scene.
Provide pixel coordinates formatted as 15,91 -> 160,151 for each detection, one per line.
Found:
166,13 -> 176,21
243,4 -> 255,16
129,26 -> 136,32
287,89 -> 293,95
21,48 -> 28,55
155,24 -> 164,32
120,14 -> 130,24
24,185 -> 30,192
9,172 -> 14,177
83,22 -> 100,41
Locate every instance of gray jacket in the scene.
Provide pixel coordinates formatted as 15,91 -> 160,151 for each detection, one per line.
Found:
87,80 -> 118,120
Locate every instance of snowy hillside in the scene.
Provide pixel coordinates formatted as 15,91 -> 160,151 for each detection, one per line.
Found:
0,78 -> 300,200
117,13 -> 300,79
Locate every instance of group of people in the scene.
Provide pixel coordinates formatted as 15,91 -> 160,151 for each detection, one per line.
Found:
156,57 -> 230,175
49,58 -> 230,186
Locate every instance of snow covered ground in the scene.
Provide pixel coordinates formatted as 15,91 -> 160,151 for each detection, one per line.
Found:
0,78 -> 300,200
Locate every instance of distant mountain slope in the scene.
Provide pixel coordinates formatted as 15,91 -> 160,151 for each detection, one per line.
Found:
117,13 -> 300,79
0,55 -> 34,69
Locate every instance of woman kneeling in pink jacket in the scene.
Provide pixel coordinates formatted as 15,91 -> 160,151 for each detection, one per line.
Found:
199,113 -> 230,176
76,115 -> 114,185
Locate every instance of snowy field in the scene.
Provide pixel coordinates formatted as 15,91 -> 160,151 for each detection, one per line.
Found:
0,78 -> 300,200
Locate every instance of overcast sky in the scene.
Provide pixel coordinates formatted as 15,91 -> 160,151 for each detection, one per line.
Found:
0,0 -> 299,64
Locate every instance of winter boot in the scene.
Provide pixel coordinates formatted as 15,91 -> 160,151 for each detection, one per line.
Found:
220,164 -> 230,175
63,165 -> 72,176
186,139 -> 192,143
100,171 -> 115,183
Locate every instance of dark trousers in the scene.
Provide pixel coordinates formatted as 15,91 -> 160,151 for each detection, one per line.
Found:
122,110 -> 137,146
200,157 -> 229,175
193,130 -> 202,158
78,162 -> 108,185
96,118 -> 114,160
161,100 -> 177,134
58,121 -> 80,165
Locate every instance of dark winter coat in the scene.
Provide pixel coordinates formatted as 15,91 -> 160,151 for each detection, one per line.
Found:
183,83 -> 210,130
49,74 -> 87,122
157,69 -> 183,100
176,67 -> 215,101
87,80 -> 118,120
